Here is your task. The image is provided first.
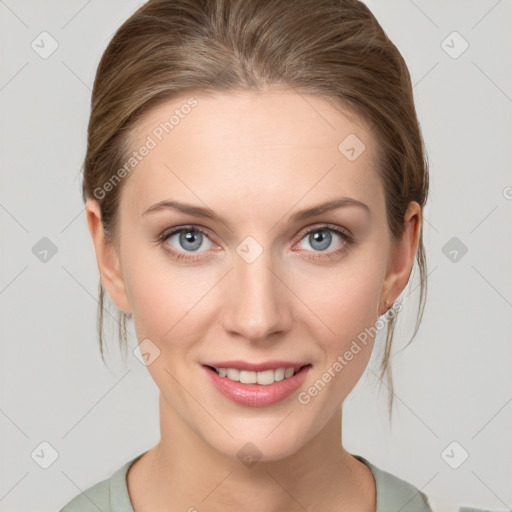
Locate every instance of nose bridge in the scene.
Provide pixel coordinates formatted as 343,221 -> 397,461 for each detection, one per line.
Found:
221,240 -> 291,341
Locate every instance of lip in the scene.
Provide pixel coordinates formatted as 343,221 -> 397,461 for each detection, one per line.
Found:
202,363 -> 312,408
202,360 -> 310,372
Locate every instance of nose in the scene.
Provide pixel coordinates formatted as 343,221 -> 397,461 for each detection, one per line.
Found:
221,245 -> 292,343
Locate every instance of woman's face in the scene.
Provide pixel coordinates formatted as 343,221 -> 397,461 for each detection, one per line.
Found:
89,90 -> 416,461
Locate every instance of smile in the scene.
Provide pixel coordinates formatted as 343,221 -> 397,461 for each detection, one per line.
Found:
209,366 -> 299,385
202,362 -> 312,407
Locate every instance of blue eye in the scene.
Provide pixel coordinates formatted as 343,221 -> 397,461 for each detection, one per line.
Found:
300,227 -> 342,251
157,224 -> 352,262
296,225 -> 351,260
159,226 -> 214,261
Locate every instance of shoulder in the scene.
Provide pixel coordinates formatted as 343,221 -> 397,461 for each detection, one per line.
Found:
58,477 -> 110,512
353,455 -> 433,512
58,454 -> 142,512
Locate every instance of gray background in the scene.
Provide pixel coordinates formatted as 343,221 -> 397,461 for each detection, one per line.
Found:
1,1 -> 511,511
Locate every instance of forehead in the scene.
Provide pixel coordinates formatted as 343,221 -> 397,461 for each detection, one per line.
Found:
132,89 -> 372,151
122,89 -> 382,216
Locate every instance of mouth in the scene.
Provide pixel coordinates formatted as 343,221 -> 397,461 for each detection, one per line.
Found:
202,362 -> 312,407
203,364 -> 310,385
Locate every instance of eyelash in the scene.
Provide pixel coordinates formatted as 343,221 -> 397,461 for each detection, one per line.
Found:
156,224 -> 353,262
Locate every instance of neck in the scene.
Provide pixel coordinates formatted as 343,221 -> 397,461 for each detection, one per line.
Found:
127,394 -> 375,512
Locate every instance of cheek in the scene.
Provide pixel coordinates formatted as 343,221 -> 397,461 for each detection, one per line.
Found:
292,258 -> 385,347
122,244 -> 217,343
292,263 -> 386,413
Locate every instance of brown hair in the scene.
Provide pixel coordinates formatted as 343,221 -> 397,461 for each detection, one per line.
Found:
82,0 -> 429,419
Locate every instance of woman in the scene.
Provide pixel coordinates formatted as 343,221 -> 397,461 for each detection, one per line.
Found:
60,0 -> 432,510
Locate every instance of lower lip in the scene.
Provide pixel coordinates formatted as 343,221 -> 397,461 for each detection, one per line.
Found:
203,365 -> 311,407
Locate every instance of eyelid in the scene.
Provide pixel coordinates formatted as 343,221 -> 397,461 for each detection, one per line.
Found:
158,224 -> 216,247
296,222 -> 352,240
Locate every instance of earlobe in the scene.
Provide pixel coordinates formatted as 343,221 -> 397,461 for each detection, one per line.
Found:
379,201 -> 422,315
85,199 -> 132,314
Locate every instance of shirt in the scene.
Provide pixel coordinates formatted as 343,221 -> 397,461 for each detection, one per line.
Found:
58,452 -> 433,511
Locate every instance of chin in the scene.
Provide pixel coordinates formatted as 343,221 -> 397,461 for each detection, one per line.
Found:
200,418 -> 311,465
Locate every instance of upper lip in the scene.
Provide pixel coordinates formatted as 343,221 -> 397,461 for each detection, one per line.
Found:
203,360 -> 311,372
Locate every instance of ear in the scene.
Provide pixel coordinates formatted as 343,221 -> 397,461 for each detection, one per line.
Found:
379,201 -> 422,315
85,198 -> 132,314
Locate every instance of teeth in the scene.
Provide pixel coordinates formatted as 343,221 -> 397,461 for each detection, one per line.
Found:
274,368 -> 285,381
214,366 -> 299,385
239,370 -> 257,384
226,368 -> 239,380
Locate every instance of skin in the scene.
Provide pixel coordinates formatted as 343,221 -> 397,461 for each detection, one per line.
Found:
86,89 -> 421,512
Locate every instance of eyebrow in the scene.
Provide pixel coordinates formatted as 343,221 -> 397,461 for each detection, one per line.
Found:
141,197 -> 370,229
